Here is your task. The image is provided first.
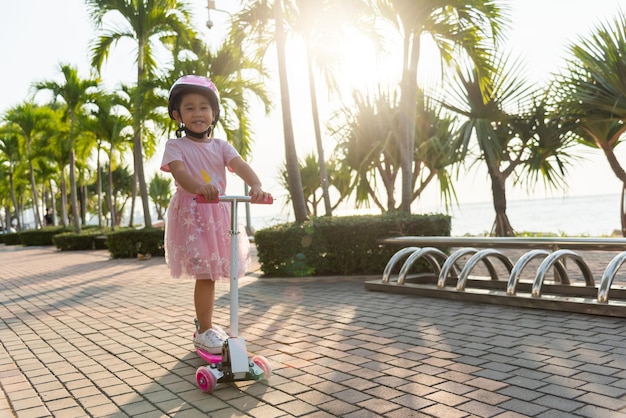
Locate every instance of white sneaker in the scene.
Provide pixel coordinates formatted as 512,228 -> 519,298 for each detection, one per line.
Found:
194,328 -> 225,354
212,324 -> 230,340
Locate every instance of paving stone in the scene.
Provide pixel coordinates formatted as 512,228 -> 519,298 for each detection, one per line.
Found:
534,394 -> 585,413
499,398 -> 549,416
458,399 -> 506,417
420,402 -> 467,418
575,391 -> 626,410
425,390 -> 468,407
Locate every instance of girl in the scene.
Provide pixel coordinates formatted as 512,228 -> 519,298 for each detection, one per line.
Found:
160,75 -> 271,354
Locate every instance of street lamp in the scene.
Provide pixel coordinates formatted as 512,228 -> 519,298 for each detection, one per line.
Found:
206,0 -> 254,236
206,0 -> 216,29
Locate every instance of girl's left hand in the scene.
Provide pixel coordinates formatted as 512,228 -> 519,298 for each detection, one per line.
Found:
249,185 -> 271,203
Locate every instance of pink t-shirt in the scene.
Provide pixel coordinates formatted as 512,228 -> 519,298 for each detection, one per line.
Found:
160,137 -> 241,194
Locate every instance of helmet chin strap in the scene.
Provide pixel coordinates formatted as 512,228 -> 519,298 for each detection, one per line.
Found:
176,123 -> 213,139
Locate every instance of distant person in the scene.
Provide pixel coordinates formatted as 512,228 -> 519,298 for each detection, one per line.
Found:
44,208 -> 53,226
160,75 -> 271,354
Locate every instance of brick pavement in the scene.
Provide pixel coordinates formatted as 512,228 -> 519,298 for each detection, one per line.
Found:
2,244 -> 626,417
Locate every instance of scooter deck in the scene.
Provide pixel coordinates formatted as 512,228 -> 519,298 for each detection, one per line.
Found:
197,348 -> 222,364
196,347 -> 258,364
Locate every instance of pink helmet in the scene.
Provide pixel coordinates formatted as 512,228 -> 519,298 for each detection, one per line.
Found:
168,75 -> 220,124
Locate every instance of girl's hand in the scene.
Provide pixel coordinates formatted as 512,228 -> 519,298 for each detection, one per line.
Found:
249,184 -> 271,203
196,183 -> 220,202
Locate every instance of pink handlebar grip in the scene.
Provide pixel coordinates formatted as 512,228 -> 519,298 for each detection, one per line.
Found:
253,196 -> 273,204
195,195 -> 219,204
196,195 -> 273,204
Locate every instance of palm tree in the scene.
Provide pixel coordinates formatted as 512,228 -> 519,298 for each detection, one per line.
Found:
3,102 -> 56,230
278,152 -> 352,216
0,164 -> 12,230
86,0 -> 196,228
40,107 -> 73,228
285,0 -> 378,217
413,95 -> 464,209
374,0 -> 506,213
236,0 -> 308,222
75,117 -> 99,227
332,89 -> 402,212
31,114 -> 65,228
85,91 -> 132,230
274,0 -> 307,222
148,173 -> 172,220
443,55 -> 579,236
34,64 -> 98,233
279,153 -> 328,217
105,83 -> 159,227
108,165 -> 135,226
0,125 -> 22,231
237,0 -> 378,219
556,12 -> 626,235
34,159 -> 59,227
331,87 -> 461,212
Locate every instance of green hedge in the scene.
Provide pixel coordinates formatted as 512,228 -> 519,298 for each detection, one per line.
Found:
50,227 -> 163,257
106,228 -> 164,258
52,230 -> 109,251
1,226 -> 164,258
254,212 -> 450,277
0,227 -> 68,246
20,227 -> 69,246
1,232 -> 21,246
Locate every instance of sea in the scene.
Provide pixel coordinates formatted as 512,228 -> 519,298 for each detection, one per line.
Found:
441,193 -> 622,237
250,193 -> 623,237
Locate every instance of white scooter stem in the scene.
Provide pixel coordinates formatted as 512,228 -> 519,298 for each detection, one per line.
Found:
196,194 -> 273,337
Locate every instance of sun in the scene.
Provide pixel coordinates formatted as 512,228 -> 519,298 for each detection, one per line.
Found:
337,36 -> 401,96
332,32 -> 444,100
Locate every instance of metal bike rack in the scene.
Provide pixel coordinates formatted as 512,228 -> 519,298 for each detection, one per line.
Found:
366,244 -> 626,317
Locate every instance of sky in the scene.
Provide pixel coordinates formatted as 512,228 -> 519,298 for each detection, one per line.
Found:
2,0 -> 626,223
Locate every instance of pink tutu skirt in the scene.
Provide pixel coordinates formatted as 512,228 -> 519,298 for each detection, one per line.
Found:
164,192 -> 250,280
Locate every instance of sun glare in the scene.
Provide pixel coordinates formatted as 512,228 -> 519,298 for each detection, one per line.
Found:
334,33 -> 444,101
338,37 -> 400,96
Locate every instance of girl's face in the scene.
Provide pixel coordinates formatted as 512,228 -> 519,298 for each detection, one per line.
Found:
173,92 -> 214,135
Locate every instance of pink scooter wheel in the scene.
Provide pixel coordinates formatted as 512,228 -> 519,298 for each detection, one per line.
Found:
196,366 -> 216,392
252,355 -> 272,379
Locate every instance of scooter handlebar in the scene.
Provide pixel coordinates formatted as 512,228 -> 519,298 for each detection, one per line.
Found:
196,194 -> 273,204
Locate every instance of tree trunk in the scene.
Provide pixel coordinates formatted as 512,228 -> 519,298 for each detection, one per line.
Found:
619,183 -> 626,237
60,171 -> 68,228
49,179 -> 57,227
97,145 -> 103,228
129,170 -> 137,227
133,130 -> 151,227
41,183 -> 47,226
598,142 -> 626,237
306,50 -> 332,216
28,160 -> 42,229
69,149 -> 81,233
8,170 -> 19,231
81,184 -> 88,226
489,169 -> 515,237
274,0 -> 308,222
107,157 -> 116,231
135,38 -> 152,228
399,32 -> 420,213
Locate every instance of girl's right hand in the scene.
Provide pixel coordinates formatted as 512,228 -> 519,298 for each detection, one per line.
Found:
195,183 -> 220,202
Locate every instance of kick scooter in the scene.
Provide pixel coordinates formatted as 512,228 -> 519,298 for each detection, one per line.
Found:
194,194 -> 273,393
